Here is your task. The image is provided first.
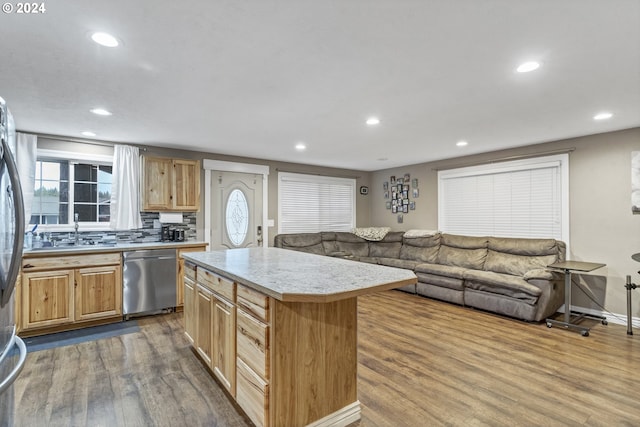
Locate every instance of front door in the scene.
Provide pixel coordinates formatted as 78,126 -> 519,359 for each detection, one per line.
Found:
210,171 -> 263,250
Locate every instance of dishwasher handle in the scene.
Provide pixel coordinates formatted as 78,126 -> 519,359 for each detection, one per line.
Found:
125,256 -> 176,262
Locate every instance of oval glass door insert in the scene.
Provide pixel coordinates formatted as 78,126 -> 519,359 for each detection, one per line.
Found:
225,189 -> 249,246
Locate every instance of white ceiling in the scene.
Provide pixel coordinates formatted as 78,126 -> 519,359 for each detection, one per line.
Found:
1,1 -> 639,171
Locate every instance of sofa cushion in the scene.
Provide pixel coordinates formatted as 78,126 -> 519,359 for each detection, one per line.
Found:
488,237 -> 559,256
415,263 -> 468,280
378,258 -> 422,270
441,234 -> 488,249
416,272 -> 464,291
400,233 -> 441,262
320,232 -> 338,254
275,233 -> 325,255
334,232 -> 369,257
484,250 -> 558,277
436,246 -> 487,270
464,269 -> 542,301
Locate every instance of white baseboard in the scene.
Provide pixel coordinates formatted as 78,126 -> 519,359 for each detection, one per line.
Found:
560,304 -> 640,329
306,401 -> 361,427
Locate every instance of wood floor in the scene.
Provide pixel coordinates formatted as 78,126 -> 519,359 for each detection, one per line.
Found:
10,290 -> 640,427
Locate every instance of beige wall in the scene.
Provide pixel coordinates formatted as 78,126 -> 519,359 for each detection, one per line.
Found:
370,127 -> 640,320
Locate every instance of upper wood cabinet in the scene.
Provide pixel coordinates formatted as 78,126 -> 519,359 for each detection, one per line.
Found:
141,156 -> 201,212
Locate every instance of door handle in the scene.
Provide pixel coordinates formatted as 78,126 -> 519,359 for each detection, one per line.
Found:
0,335 -> 27,395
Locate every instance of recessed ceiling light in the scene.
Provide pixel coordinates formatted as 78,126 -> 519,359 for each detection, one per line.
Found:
516,61 -> 541,73
91,32 -> 119,47
90,108 -> 112,116
366,117 -> 380,126
81,131 -> 96,137
456,140 -> 468,147
593,112 -> 613,121
295,143 -> 306,151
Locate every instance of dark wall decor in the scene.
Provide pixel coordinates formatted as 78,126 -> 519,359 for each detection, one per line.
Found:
383,173 -> 418,223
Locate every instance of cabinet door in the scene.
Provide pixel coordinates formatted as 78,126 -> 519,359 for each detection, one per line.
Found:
172,159 -> 200,211
196,284 -> 213,366
212,295 -> 236,395
141,156 -> 173,211
22,270 -> 74,330
183,276 -> 196,344
177,248 -> 205,307
75,265 -> 122,321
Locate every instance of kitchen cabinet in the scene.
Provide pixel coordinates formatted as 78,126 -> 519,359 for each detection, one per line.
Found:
236,284 -> 270,427
21,269 -> 75,330
192,266 -> 236,396
212,295 -> 235,395
180,260 -> 196,344
141,156 -> 200,212
74,265 -> 122,321
195,284 -> 213,366
19,253 -> 122,335
177,246 -> 206,308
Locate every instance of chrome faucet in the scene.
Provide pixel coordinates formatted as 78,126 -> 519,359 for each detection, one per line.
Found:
74,213 -> 80,245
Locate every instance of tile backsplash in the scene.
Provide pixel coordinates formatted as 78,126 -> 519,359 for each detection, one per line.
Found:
42,212 -> 197,245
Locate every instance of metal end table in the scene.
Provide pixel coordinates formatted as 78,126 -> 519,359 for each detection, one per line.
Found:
546,261 -> 608,337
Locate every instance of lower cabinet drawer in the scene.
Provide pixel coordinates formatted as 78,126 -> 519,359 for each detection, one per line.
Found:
237,309 -> 269,379
237,358 -> 269,427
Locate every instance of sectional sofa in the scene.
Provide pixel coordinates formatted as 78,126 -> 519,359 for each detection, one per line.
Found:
273,231 -> 566,322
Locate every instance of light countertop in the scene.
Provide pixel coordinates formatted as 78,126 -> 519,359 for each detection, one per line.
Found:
23,241 -> 208,257
183,247 -> 417,303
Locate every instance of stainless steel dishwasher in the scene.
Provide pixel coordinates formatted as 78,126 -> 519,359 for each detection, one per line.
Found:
123,248 -> 177,317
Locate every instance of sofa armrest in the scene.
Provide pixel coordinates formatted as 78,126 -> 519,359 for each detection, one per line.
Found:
523,268 -> 562,281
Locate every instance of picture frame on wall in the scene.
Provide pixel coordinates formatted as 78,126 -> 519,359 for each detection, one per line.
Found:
412,178 -> 418,188
397,214 -> 403,224
402,190 -> 408,198
392,205 -> 397,213
403,184 -> 409,191
390,176 -> 396,185
384,191 -> 389,199
398,177 -> 404,185
413,188 -> 419,198
403,205 -> 409,213
404,173 -> 410,182
383,181 -> 389,191
386,201 -> 391,209
410,201 -> 416,210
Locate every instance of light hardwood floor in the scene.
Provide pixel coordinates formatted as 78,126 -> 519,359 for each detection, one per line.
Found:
11,290 -> 640,426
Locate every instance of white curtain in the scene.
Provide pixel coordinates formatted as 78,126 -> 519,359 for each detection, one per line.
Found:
16,132 -> 37,224
110,145 -> 142,230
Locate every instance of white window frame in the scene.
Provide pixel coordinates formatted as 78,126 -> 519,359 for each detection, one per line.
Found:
438,154 -> 570,247
33,149 -> 113,232
278,172 -> 356,234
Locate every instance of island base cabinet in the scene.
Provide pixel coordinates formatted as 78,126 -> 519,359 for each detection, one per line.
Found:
212,296 -> 236,396
183,276 -> 196,344
237,357 -> 269,427
195,285 -> 213,366
270,298 -> 359,427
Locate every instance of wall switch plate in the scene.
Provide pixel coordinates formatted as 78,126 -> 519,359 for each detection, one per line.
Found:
153,219 -> 161,229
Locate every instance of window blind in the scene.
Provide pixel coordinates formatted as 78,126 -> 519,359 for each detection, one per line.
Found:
438,154 -> 568,241
278,172 -> 356,234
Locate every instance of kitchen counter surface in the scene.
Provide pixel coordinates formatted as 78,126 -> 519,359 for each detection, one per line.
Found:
23,241 -> 208,257
183,247 -> 417,303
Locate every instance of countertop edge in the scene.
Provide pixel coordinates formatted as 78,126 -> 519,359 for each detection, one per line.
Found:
23,241 -> 209,258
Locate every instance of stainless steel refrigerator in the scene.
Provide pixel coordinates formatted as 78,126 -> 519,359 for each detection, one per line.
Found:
0,96 -> 27,426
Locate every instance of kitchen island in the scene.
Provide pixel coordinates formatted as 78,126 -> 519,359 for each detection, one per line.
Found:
182,247 -> 417,427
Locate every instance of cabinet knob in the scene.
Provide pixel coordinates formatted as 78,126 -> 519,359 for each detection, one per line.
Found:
23,264 -> 34,269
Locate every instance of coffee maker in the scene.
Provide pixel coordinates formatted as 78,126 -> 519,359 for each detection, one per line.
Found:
161,225 -> 171,241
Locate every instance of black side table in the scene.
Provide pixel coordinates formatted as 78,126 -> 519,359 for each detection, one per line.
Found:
546,261 -> 608,337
